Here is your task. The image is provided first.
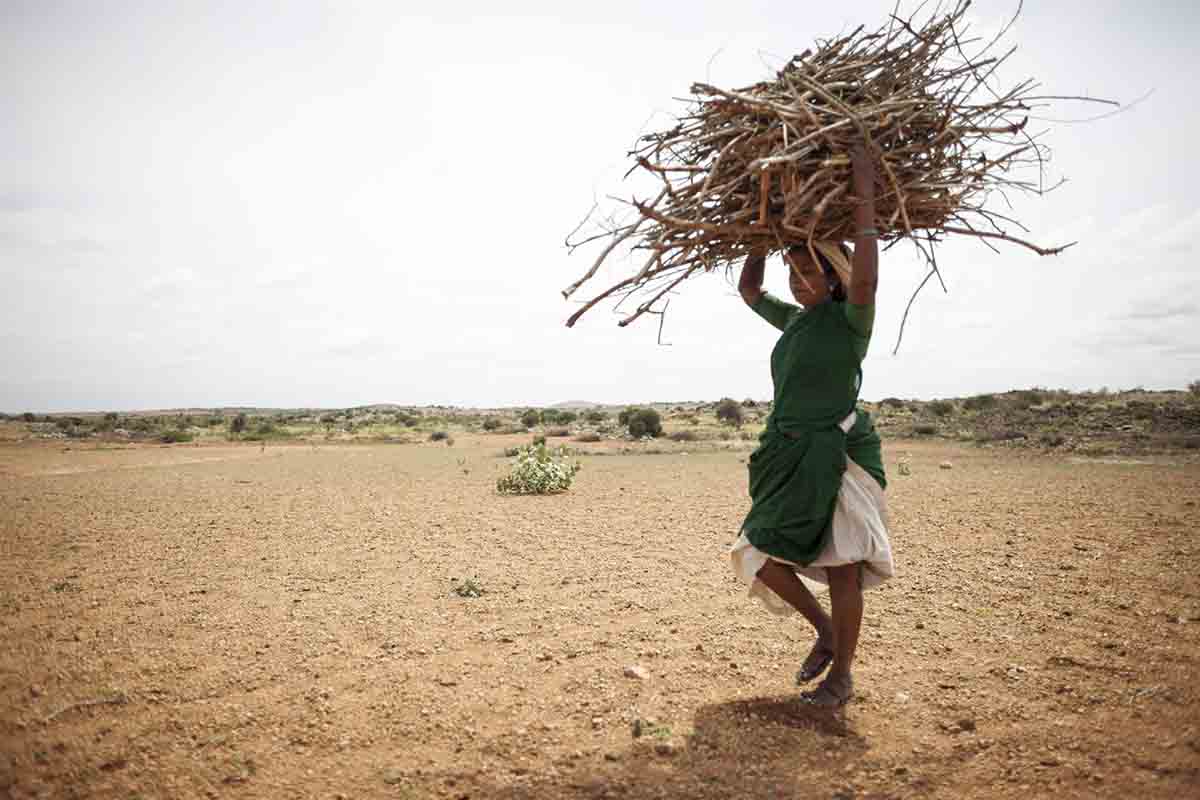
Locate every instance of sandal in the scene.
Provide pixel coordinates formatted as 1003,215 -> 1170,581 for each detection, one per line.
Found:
801,675 -> 854,708
795,641 -> 834,684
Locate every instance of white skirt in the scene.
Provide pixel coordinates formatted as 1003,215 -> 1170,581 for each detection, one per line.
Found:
730,457 -> 894,616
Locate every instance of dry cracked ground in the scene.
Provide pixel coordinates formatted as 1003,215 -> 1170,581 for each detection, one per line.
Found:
1,435 -> 1198,799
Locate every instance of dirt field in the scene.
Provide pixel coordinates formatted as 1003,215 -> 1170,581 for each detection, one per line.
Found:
1,434 -> 1198,799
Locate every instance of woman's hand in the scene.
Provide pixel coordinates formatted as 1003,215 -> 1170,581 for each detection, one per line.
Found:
738,245 -> 768,306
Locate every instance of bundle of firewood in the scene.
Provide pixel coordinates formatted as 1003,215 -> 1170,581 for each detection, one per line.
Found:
564,1 -> 1108,330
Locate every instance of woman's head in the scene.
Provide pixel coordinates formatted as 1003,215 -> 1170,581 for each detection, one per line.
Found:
784,244 -> 847,306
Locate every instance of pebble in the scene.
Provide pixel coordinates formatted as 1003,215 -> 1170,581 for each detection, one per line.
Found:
623,664 -> 648,680
654,741 -> 678,757
939,461 -> 954,470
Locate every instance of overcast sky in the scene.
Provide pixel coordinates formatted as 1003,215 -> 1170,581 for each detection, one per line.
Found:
2,0 -> 1194,412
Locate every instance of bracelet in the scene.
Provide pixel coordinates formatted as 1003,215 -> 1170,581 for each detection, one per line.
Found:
856,228 -> 880,237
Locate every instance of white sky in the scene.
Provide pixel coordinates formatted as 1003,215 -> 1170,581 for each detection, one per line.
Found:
1,0 -> 1195,412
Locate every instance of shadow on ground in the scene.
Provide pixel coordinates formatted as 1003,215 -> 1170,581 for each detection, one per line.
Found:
447,694 -> 868,799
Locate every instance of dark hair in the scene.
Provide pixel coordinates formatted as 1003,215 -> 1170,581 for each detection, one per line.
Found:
787,244 -> 847,302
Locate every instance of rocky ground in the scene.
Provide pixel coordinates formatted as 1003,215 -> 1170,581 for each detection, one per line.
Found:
1,434 -> 1197,799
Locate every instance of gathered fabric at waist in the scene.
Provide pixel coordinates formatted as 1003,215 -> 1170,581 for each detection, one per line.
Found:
779,411 -> 857,441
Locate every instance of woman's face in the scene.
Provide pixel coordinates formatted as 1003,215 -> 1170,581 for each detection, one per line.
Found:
785,249 -> 830,306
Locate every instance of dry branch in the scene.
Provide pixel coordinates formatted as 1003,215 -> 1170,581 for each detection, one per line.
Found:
563,0 -> 1112,331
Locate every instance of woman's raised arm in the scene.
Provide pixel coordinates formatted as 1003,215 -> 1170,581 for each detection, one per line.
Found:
848,143 -> 879,306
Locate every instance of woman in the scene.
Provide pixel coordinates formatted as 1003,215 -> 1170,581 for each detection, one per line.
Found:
730,144 -> 892,708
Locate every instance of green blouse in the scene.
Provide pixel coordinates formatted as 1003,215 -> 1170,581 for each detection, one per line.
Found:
741,293 -> 886,565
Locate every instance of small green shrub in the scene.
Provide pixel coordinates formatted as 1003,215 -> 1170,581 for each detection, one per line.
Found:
716,398 -> 744,426
230,413 -> 248,434
496,444 -> 580,495
929,400 -> 955,417
585,410 -> 607,423
161,429 -> 194,443
520,410 -> 540,428
575,432 -> 601,443
545,427 -> 570,438
429,430 -> 449,441
452,577 -> 484,598
1189,379 -> 1200,396
1010,389 -> 1045,409
482,418 -> 501,431
1039,432 -> 1067,447
881,397 -> 906,409
911,424 -> 938,436
21,412 -> 36,423
618,407 -> 636,426
962,394 -> 997,411
532,434 -> 546,446
627,408 -> 662,438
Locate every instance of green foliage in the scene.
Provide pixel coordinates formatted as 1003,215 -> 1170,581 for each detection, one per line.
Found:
482,418 -> 501,431
881,397 -> 906,409
520,410 -> 541,428
452,578 -> 485,598
230,413 -> 248,434
626,408 -> 662,438
911,423 -> 938,436
929,400 -> 955,417
429,430 -> 449,441
21,412 -> 36,422
716,398 -> 744,426
543,410 -> 577,425
496,443 -> 581,495
618,407 -> 635,426
161,429 -> 194,443
1010,389 -> 1045,409
532,434 -> 546,446
962,393 -> 997,411
585,410 -> 607,423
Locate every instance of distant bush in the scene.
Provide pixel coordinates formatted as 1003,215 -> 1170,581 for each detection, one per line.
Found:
551,410 -> 577,425
618,407 -> 636,426
532,434 -> 546,446
911,424 -> 938,436
575,431 -> 601,443
1039,432 -> 1067,447
716,397 -> 744,426
742,398 -> 758,407
881,397 -> 906,410
626,408 -> 663,438
929,400 -> 955,417
496,444 -> 580,495
161,429 -> 194,443
482,418 -> 501,431
975,427 -> 1026,443
1010,389 -> 1045,409
520,410 -> 540,428
962,394 -> 998,411
230,413 -> 248,434
429,430 -> 449,441
669,430 -> 698,442
21,412 -> 36,423
585,410 -> 607,423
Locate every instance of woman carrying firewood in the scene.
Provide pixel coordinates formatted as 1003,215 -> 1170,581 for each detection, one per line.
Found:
730,143 -> 893,708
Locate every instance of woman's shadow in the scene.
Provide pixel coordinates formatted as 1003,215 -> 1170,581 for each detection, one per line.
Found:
454,694 -> 868,799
